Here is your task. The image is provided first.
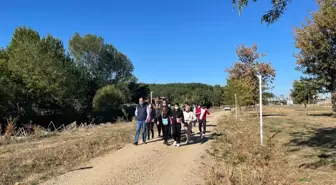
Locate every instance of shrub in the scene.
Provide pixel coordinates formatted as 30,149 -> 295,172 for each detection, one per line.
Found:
92,85 -> 124,122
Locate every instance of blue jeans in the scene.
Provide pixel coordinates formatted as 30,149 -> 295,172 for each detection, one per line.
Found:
134,120 -> 146,143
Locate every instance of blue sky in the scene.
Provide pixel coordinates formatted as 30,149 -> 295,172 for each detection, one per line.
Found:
0,0 -> 318,96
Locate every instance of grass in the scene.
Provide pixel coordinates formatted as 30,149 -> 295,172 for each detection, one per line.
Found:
0,122 -> 134,185
207,105 -> 336,185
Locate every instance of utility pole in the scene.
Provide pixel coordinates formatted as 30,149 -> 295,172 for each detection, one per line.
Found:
258,75 -> 263,146
235,94 -> 238,121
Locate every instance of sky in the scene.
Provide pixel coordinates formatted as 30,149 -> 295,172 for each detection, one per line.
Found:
0,0 -> 319,97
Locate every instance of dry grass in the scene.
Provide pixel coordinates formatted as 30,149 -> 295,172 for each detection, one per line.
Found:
207,105 -> 336,185
0,122 -> 134,185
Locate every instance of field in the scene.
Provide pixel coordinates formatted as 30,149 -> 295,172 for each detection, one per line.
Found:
207,105 -> 336,185
0,122 -> 134,185
2,106 -> 336,185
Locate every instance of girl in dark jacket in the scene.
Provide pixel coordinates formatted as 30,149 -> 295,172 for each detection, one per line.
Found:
147,104 -> 156,140
171,103 -> 184,147
161,105 -> 171,145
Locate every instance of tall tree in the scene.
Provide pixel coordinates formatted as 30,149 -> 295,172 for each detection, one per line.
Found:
6,27 -> 74,121
232,0 -> 293,24
69,33 -> 134,87
68,33 -> 135,117
225,44 -> 276,104
295,0 -> 336,114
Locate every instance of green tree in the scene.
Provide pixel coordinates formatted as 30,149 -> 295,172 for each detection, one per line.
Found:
290,79 -> 318,107
6,27 -> 79,122
68,33 -> 135,118
147,83 -> 222,105
232,0 -> 293,24
295,0 -> 336,113
93,85 -> 124,122
223,78 -> 255,107
69,33 -> 134,87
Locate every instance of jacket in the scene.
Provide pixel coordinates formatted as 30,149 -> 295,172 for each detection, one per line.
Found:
171,109 -> 184,124
183,111 -> 196,123
196,107 -> 201,119
199,108 -> 210,120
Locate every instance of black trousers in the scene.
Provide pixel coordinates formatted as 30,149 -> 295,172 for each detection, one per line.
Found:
156,122 -> 162,136
147,122 -> 154,139
199,119 -> 206,134
172,124 -> 182,143
168,124 -> 172,138
162,124 -> 169,142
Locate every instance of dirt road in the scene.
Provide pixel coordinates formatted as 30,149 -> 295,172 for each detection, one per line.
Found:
42,111 -> 226,185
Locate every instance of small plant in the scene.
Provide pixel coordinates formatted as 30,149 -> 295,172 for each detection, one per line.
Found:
33,125 -> 40,137
5,118 -> 16,139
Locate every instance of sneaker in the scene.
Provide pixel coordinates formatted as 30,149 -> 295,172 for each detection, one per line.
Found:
173,141 -> 177,146
143,141 -> 147,144
176,143 -> 180,147
133,142 -> 138,146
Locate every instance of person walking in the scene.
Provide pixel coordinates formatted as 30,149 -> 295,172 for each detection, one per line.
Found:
154,100 -> 162,137
199,104 -> 210,139
147,104 -> 156,140
163,100 -> 173,138
195,104 -> 201,126
183,105 -> 196,144
171,103 -> 184,147
133,97 -> 150,145
161,105 -> 171,145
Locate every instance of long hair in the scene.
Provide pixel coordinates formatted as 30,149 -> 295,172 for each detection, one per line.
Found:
162,106 -> 169,115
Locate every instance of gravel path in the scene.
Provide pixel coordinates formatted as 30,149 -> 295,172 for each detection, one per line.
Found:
42,111 -> 226,185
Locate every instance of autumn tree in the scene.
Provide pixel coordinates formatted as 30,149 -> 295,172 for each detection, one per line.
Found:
225,44 -> 276,104
295,0 -> 336,114
232,0 -> 293,24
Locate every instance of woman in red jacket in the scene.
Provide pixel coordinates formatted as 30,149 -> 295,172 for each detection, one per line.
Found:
199,105 -> 210,139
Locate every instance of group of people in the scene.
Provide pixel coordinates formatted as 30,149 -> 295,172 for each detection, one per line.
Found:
133,97 -> 210,147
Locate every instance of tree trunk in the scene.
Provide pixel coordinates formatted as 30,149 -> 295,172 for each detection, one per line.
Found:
332,91 -> 336,117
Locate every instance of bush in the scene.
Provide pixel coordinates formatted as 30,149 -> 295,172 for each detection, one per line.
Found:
92,85 -> 124,122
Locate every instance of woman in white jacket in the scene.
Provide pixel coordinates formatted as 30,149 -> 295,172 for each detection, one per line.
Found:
183,105 -> 196,144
